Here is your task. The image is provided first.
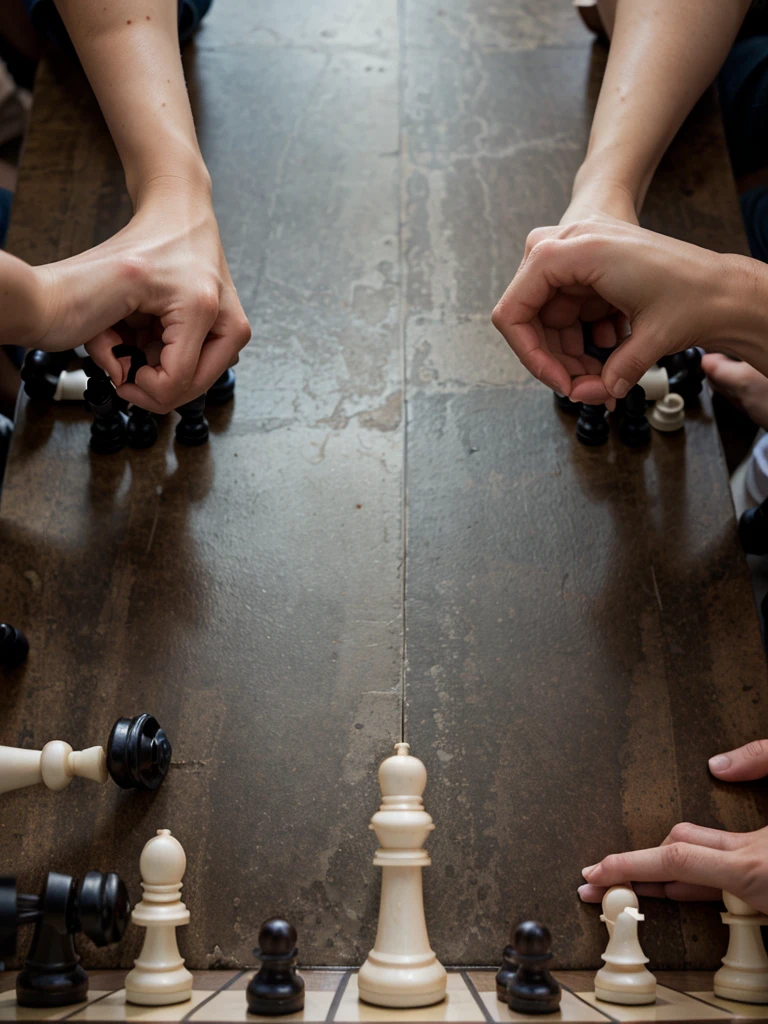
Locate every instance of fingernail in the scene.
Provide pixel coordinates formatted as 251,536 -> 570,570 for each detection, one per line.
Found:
577,884 -> 590,898
582,864 -> 597,879
612,377 -> 630,399
709,754 -> 731,773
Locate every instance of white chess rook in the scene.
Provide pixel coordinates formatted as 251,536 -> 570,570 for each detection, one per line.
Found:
357,742 -> 447,1009
0,740 -> 107,795
125,829 -> 193,1006
595,886 -> 656,1006
714,891 -> 768,1004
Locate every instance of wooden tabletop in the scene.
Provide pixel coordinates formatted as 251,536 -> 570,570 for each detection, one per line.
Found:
0,0 -> 766,972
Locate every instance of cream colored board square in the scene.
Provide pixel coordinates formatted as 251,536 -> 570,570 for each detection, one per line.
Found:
335,974 -> 484,1023
188,989 -> 334,1022
69,990 -> 209,1022
579,986 -> 734,1021
0,990 -> 111,1021
481,990 -> 611,1023
688,993 -> 768,1018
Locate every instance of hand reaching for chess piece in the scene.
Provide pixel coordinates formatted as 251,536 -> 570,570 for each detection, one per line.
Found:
578,739 -> 768,912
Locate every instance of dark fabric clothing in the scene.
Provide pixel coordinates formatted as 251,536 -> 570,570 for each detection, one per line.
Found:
0,188 -> 11,250
19,0 -> 212,50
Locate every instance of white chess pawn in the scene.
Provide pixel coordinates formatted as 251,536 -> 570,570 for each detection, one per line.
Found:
357,742 -> 447,1009
0,739 -> 106,795
714,891 -> 768,1003
53,369 -> 89,401
125,829 -> 193,1006
595,887 -> 656,1005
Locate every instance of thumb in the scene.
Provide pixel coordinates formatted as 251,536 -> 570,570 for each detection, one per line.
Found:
709,739 -> 768,782
600,321 -> 669,400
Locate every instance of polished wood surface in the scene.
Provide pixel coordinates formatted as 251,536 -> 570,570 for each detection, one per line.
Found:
0,0 -> 765,971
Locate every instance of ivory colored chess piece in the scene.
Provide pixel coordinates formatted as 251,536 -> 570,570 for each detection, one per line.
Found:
648,393 -> 685,433
638,365 -> 669,403
714,891 -> 768,1003
594,886 -> 656,1005
0,714 -> 171,796
125,830 -> 193,1006
53,370 -> 89,401
357,742 -> 447,1009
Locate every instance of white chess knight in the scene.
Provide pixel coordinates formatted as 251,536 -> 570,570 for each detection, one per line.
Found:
594,886 -> 656,1005
714,891 -> 768,1003
0,739 -> 107,795
125,829 -> 193,1006
357,742 -> 447,1009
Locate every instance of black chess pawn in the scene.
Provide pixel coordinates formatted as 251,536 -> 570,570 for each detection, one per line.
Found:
207,368 -> 236,405
246,918 -> 305,1017
553,392 -> 581,416
106,713 -> 172,791
84,365 -> 127,454
20,350 -> 74,401
619,385 -> 650,447
13,870 -> 130,1007
661,348 -> 704,407
496,930 -> 517,1002
126,406 -> 159,449
576,404 -> 609,446
0,623 -> 29,667
506,921 -> 561,1015
175,393 -> 209,446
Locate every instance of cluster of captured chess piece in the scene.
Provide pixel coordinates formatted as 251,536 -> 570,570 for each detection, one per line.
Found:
19,347 -> 235,454
4,740 -> 768,1015
555,343 -> 705,447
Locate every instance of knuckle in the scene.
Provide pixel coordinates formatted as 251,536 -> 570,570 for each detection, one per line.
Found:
235,314 -> 252,346
195,286 -> 220,320
663,842 -> 691,873
667,823 -> 695,844
491,303 -> 505,329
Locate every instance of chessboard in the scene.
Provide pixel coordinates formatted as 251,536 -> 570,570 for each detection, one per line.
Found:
1,971 -> 768,1024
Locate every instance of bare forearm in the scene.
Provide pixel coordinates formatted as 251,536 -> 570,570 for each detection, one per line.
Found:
0,252 -> 47,347
576,0 -> 749,210
52,0 -> 209,204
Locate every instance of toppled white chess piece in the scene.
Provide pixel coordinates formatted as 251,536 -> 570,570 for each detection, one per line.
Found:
125,829 -> 193,1006
594,885 -> 656,1005
714,891 -> 768,1004
0,738 -> 106,795
358,742 -> 447,1009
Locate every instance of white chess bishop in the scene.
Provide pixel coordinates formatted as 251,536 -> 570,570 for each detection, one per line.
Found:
357,742 -> 447,1009
125,829 -> 193,1006
714,891 -> 768,1003
594,886 -> 656,1005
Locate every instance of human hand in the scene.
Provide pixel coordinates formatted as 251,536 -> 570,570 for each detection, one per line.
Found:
703,353 -> 768,431
39,177 -> 250,414
578,739 -> 768,912
491,218 -> 742,406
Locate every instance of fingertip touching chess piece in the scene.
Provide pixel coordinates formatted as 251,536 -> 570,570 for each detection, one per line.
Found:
110,345 -> 160,450
0,622 -> 29,667
714,891 -> 768,1004
554,392 -> 582,416
358,742 -> 447,1008
125,829 -> 193,1006
594,885 -> 656,1005
576,404 -> 609,446
20,350 -> 75,401
618,385 -> 650,448
207,368 -> 236,406
175,394 -> 209,446
84,362 -> 127,454
503,921 -> 561,1015
0,712 -> 171,796
8,870 -> 131,1007
246,918 -> 305,1016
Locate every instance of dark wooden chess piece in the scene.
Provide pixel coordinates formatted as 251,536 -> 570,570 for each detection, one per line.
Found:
83,364 -> 127,454
175,393 -> 209,446
661,348 -> 704,407
106,713 -> 172,791
576,404 -> 609,446
553,392 -> 581,416
496,929 -> 517,1002
0,623 -> 29,667
20,350 -> 74,401
246,918 -> 305,1016
619,384 -> 650,447
506,921 -> 561,1015
3,870 -> 131,1007
207,368 -> 236,405
127,406 -> 159,449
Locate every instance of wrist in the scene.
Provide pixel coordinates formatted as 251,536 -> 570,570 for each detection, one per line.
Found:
707,254 -> 768,366
126,150 -> 212,209
572,153 -> 648,217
